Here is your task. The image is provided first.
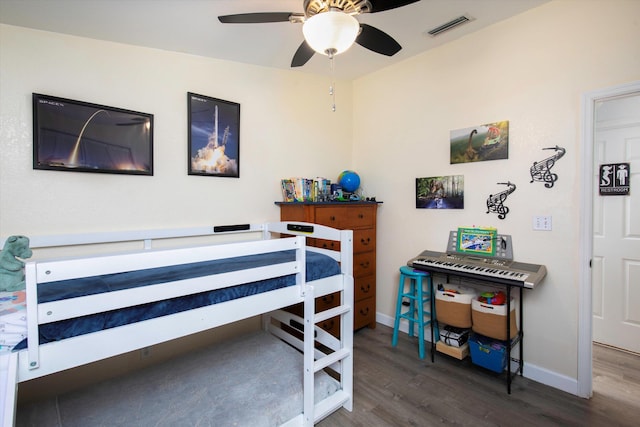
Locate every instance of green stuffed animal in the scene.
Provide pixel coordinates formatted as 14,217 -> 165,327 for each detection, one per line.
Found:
0,235 -> 33,292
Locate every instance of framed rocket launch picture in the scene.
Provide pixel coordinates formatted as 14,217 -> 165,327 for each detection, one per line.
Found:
33,93 -> 154,175
188,92 -> 240,178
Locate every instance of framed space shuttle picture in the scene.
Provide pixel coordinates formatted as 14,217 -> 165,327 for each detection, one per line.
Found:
188,92 -> 240,178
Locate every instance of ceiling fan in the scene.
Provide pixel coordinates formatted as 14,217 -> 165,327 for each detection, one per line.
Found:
218,0 -> 420,67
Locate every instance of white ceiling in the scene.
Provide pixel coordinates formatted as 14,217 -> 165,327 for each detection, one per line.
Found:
0,0 -> 549,80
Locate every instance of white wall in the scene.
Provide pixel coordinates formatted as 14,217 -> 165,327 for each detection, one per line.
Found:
353,0 -> 640,391
0,24 -> 353,237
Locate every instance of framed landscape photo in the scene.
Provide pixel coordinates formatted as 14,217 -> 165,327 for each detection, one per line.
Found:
416,175 -> 464,209
450,120 -> 509,164
188,92 -> 240,177
33,93 -> 153,175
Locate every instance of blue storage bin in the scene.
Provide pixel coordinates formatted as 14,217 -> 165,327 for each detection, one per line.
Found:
469,333 -> 507,373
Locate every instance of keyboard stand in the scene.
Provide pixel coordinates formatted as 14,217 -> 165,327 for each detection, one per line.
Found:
423,269 -> 525,394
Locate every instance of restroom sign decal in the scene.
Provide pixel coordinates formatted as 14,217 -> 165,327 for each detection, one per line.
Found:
599,163 -> 630,196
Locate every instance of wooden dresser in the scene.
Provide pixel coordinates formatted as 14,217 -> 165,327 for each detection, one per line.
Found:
277,201 -> 379,332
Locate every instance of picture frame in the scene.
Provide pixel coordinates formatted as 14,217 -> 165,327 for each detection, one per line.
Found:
416,175 -> 464,209
32,93 -> 153,175
450,120 -> 509,164
188,92 -> 240,177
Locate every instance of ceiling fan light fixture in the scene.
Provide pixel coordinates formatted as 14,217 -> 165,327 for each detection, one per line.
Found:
302,11 -> 359,56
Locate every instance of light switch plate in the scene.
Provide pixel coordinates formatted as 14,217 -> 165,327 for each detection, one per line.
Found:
533,215 -> 552,231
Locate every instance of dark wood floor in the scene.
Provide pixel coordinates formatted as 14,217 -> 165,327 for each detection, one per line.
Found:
318,325 -> 640,427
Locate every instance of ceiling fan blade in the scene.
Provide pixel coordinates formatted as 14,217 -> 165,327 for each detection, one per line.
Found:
291,41 -> 315,67
356,24 -> 401,56
368,0 -> 420,13
218,12 -> 294,24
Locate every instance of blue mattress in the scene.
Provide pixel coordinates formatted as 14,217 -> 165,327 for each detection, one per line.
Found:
15,250 -> 340,350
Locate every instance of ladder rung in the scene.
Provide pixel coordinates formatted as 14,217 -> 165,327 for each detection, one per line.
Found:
315,304 -> 351,324
314,348 -> 350,372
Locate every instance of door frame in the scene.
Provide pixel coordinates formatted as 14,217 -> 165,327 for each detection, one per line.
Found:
578,80 -> 640,398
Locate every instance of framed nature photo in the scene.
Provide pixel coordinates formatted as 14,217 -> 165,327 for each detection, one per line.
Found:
416,175 -> 464,209
188,92 -> 240,177
450,120 -> 509,164
33,93 -> 153,175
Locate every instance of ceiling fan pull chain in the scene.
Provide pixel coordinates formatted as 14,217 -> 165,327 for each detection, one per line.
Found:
328,50 -> 336,112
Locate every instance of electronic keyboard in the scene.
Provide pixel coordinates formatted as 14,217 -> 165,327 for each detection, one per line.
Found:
408,249 -> 546,289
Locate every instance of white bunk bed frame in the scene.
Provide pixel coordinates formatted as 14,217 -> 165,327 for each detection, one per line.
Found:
0,221 -> 354,426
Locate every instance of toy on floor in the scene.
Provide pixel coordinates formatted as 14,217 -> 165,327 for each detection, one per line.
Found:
0,235 -> 32,291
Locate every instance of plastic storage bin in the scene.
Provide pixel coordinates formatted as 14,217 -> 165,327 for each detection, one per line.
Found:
469,333 -> 506,373
471,298 -> 518,341
435,285 -> 477,328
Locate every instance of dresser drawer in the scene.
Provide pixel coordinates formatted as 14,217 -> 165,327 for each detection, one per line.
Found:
355,275 -> 375,302
354,251 -> 376,278
314,205 -> 375,229
314,228 -> 375,253
278,204 -> 308,222
354,297 -> 376,330
313,238 -> 339,252
318,316 -> 340,337
317,292 -> 340,311
353,228 -> 375,253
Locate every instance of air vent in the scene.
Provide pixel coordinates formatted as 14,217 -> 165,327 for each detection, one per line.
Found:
425,15 -> 472,37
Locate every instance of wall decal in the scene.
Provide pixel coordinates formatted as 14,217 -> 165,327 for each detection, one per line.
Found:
530,145 -> 565,188
450,121 -> 509,164
416,175 -> 464,209
486,181 -> 516,220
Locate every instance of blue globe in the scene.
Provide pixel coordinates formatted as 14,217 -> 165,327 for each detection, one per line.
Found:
338,170 -> 360,193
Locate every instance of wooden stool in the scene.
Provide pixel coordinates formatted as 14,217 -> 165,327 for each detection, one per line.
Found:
392,265 -> 438,359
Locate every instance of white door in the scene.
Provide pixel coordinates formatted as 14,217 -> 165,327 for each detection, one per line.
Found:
592,92 -> 640,353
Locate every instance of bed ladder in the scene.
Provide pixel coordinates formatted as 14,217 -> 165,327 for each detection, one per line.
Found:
303,272 -> 354,426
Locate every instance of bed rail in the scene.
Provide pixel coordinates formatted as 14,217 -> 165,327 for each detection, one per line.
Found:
263,222 -> 353,276
1,223 -> 265,251
23,234 -> 307,373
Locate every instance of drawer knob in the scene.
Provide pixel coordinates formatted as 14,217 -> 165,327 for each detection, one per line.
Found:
360,237 -> 370,245
360,261 -> 370,268
358,214 -> 364,219
360,284 -> 371,293
359,307 -> 369,315
330,215 -> 336,221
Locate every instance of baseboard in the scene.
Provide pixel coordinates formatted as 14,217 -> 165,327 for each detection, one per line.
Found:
375,312 -> 579,396
521,363 -> 578,395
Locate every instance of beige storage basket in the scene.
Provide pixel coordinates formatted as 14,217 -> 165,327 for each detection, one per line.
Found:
435,285 -> 476,328
471,298 -> 518,340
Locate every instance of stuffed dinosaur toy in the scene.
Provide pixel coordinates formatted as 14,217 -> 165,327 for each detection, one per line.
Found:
0,235 -> 33,292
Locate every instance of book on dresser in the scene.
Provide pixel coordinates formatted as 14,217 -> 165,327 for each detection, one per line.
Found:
276,201 -> 380,335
